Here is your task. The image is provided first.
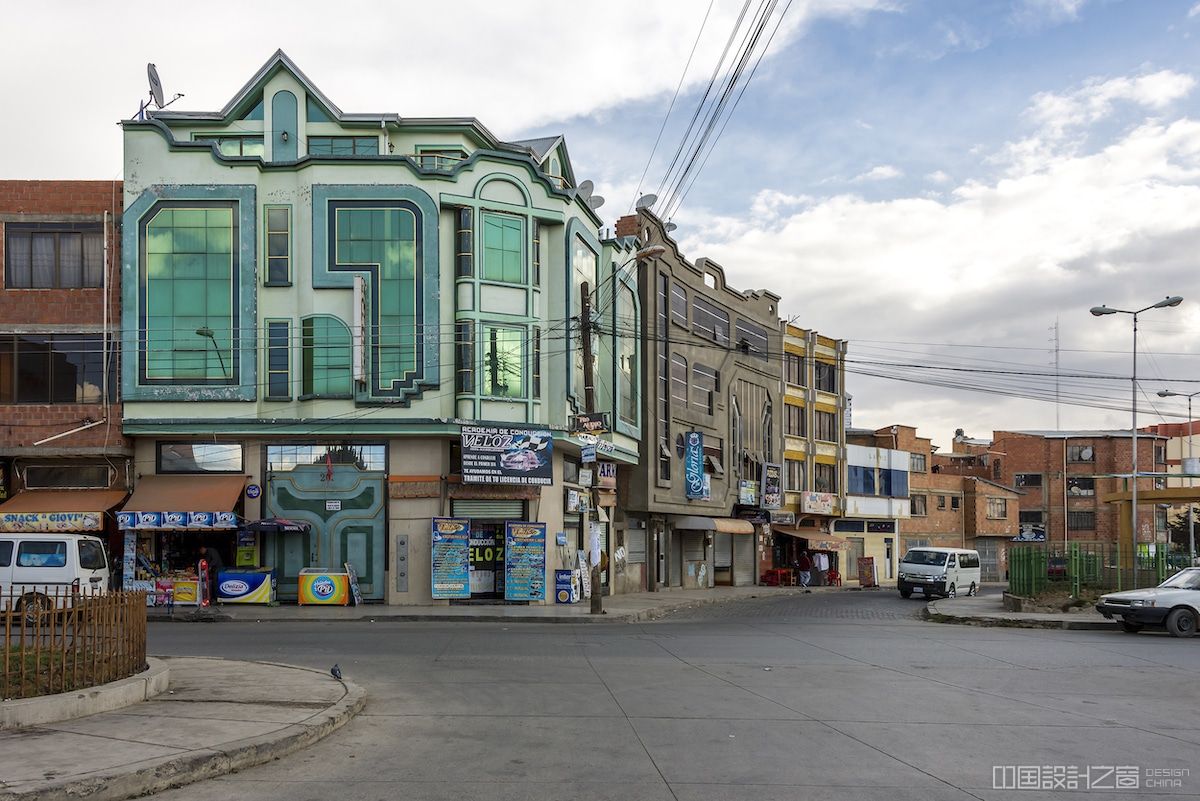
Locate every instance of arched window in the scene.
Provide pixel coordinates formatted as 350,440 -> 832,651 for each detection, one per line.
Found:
301,315 -> 352,397
618,283 -> 638,425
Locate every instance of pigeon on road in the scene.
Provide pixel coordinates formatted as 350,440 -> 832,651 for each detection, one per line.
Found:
331,664 -> 343,681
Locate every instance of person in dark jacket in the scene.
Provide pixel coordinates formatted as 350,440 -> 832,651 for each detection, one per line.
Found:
796,550 -> 813,587
199,545 -> 224,604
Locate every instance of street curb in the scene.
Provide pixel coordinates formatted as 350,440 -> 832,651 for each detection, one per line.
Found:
0,658 -> 170,730
0,661 -> 366,801
922,601 -> 1118,630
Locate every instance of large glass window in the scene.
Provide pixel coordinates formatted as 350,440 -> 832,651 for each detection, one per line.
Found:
618,285 -> 637,425
911,494 -> 928,516
572,236 -> 598,400
17,541 -> 67,568
4,223 -> 103,288
482,214 -> 524,283
0,334 -> 109,404
785,352 -> 804,386
194,135 -> 265,157
1067,444 -> 1095,462
266,444 -> 386,472
692,296 -> 730,344
848,465 -> 876,495
987,497 -> 1008,519
1014,473 -> 1043,488
814,462 -> 837,493
301,316 -> 353,397
482,325 -> 523,398
1067,511 -> 1095,530
670,283 -> 688,327
880,469 -> 908,498
785,403 -> 805,437
265,207 -> 291,285
266,320 -> 290,399
910,453 -> 927,473
309,136 -> 379,156
657,274 -> 670,482
143,205 -> 236,382
1067,476 -> 1096,496
815,361 -> 837,392
814,410 -> 837,442
158,442 -> 244,473
691,363 -> 718,414
735,319 -> 768,358
785,458 -> 805,492
24,464 -> 112,488
670,354 -> 688,407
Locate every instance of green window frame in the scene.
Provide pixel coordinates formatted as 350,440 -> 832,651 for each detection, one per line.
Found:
481,324 -> 524,399
266,320 -> 290,399
193,135 -> 265,157
481,213 -> 524,284
301,315 -> 353,398
309,136 -> 379,156
143,205 -> 236,382
264,206 -> 291,285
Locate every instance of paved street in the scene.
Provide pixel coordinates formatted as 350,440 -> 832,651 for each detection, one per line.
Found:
143,591 -> 1200,800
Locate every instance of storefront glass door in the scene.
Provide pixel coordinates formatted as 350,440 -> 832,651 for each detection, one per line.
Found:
468,521 -> 505,599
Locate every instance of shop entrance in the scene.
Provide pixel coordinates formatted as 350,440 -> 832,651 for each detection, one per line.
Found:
264,464 -> 386,602
468,521 -> 506,599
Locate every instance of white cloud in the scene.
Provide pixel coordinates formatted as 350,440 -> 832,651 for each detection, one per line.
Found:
1027,70 -> 1196,135
926,170 -> 952,184
1189,3 -> 1200,18
1011,0 -> 1088,28
852,164 -> 904,182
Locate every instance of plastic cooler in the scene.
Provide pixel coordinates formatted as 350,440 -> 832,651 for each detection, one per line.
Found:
298,568 -> 350,605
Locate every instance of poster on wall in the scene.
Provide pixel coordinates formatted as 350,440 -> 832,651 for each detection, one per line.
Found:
761,463 -> 782,510
504,522 -> 547,601
684,431 -> 705,499
461,426 -> 554,486
430,518 -> 471,599
597,462 -> 617,489
738,480 -> 760,506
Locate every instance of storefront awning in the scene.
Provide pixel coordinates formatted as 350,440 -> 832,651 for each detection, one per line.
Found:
118,475 -> 247,530
670,515 -> 755,534
774,527 -> 851,550
0,489 -> 127,532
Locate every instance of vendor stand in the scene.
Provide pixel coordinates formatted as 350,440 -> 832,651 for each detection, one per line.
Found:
216,518 -> 309,604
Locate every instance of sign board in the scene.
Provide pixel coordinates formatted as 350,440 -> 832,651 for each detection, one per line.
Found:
857,556 -> 877,588
684,432 -> 705,499
504,522 -> 547,602
577,551 -> 592,598
801,492 -> 836,515
565,488 -> 583,513
116,511 -> 238,530
576,434 -> 616,454
738,480 -> 760,506
325,500 -> 342,512
581,445 -> 597,463
579,469 -> 593,487
461,426 -> 554,486
770,510 -> 796,525
572,412 -> 609,435
761,463 -> 782,510
589,521 -> 602,566
1012,525 -> 1046,542
430,518 -> 471,599
246,484 -> 261,499
597,462 -> 617,489
702,473 -> 711,501
344,562 -> 364,606
1,511 -> 103,532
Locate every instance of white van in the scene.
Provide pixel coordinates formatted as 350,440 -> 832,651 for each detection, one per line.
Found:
0,533 -> 111,616
898,547 -> 981,599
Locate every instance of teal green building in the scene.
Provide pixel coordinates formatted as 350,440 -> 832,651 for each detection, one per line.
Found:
120,51 -> 644,604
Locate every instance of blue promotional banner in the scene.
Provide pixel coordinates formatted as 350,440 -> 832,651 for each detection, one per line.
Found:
684,431 -> 705,499
431,518 -> 471,599
504,522 -> 547,602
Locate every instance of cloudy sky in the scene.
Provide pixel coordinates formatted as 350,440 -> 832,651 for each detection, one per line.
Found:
4,0 -> 1199,448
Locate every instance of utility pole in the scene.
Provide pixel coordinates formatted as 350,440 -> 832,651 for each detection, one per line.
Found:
580,281 -> 603,614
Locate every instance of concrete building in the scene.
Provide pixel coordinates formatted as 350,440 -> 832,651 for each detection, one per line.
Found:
0,181 -> 130,557
1139,419 -> 1200,554
617,209 -> 782,591
118,51 -> 642,605
935,428 -> 1168,550
842,427 -> 912,583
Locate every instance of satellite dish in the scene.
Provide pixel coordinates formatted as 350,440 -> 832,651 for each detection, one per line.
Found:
147,63 -> 165,108
587,195 -> 606,210
664,222 -> 678,232
577,180 -> 594,200
1080,447 -> 1094,460
636,193 -> 658,209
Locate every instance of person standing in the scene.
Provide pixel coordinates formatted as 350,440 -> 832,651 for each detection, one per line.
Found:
797,550 -> 813,588
199,545 -> 224,605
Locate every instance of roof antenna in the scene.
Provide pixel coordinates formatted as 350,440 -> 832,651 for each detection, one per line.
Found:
136,63 -> 184,120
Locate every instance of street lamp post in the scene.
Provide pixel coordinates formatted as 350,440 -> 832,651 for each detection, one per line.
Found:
1091,296 -> 1183,589
1157,388 -> 1200,566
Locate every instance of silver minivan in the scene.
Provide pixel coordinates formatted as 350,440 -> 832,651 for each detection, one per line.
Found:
898,547 -> 981,599
0,533 -> 111,616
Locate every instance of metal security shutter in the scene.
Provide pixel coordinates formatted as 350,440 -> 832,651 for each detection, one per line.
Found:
733,533 -> 755,586
713,532 -> 733,568
977,540 -> 1000,581
450,500 -> 526,519
682,533 -> 706,562
626,529 -> 646,563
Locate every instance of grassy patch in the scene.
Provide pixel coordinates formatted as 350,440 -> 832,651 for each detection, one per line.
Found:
3,645 -> 134,699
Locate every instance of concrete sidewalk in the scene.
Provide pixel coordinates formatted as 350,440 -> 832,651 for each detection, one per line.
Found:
149,583 -> 850,624
925,594 -> 1118,630
0,657 -> 365,801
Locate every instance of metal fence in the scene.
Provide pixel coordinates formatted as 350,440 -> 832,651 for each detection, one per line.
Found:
2,589 -> 148,700
1008,542 -> 1172,597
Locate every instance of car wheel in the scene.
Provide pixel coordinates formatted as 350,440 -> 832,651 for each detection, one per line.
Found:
1166,608 -> 1198,638
19,592 -> 51,627
968,582 -> 978,597
1120,621 -> 1143,634
946,583 -> 956,599
899,588 -> 912,599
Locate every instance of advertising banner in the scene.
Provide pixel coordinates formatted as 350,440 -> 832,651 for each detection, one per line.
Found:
430,518 -> 471,599
684,431 -> 705,499
504,522 -> 547,602
116,511 -> 238,530
1,511 -> 103,533
461,426 -> 554,486
597,462 -> 616,489
761,463 -> 782,510
738,480 -> 760,506
801,492 -> 836,515
572,412 -> 609,435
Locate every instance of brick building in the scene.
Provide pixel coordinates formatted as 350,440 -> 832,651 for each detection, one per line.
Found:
0,181 -> 130,548
934,429 -> 1168,549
